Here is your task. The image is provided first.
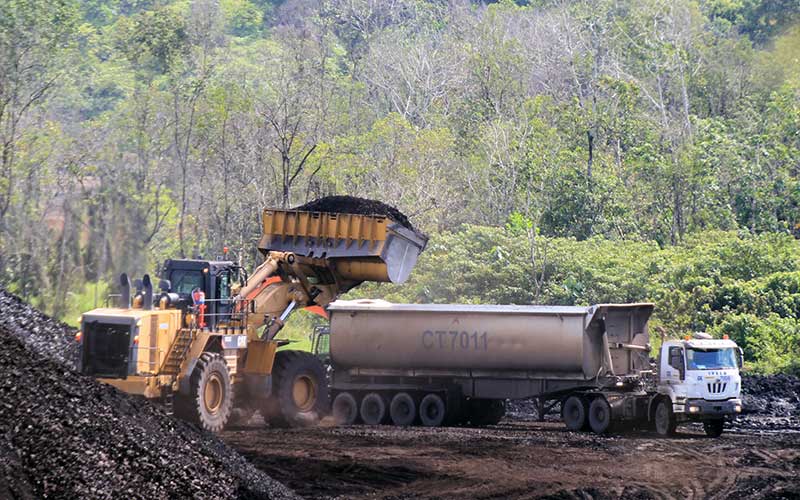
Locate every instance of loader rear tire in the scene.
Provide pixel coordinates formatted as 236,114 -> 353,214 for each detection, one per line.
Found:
180,352 -> 232,433
266,350 -> 329,428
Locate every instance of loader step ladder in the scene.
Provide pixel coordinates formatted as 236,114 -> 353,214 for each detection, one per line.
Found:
163,390 -> 175,416
161,328 -> 194,375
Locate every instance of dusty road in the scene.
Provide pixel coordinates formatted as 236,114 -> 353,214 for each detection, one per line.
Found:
221,419 -> 800,499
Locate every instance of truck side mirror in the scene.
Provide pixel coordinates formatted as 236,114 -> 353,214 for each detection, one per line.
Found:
737,347 -> 744,369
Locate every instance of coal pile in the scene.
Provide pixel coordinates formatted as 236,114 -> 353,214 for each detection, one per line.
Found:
734,374 -> 800,432
0,289 -> 298,499
294,195 -> 417,233
0,289 -> 79,369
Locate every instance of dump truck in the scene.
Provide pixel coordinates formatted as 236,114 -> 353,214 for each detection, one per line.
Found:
78,207 -> 428,431
316,300 -> 744,436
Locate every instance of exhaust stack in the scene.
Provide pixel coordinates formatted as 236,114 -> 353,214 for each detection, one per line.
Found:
119,273 -> 132,308
142,274 -> 154,310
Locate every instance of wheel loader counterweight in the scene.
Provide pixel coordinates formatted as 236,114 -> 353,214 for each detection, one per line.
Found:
78,205 -> 428,432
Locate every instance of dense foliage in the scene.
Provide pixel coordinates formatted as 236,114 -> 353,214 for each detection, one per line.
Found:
0,0 -> 798,372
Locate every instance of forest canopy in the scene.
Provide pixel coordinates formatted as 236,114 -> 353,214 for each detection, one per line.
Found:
0,0 -> 799,372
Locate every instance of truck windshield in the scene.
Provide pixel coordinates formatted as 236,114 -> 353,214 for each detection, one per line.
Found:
686,348 -> 738,370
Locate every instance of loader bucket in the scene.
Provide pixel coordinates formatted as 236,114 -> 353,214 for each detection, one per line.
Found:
258,209 -> 428,283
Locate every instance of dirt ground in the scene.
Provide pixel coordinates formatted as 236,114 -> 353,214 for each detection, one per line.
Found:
221,419 -> 800,500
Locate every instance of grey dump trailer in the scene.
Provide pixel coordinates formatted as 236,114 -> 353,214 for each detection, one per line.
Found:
317,300 -> 743,436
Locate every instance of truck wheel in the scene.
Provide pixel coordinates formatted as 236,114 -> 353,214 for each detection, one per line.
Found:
360,393 -> 387,425
268,350 -> 329,428
180,352 -> 233,433
703,419 -> 725,438
390,392 -> 416,426
654,399 -> 676,437
469,399 -> 506,426
562,396 -> 588,431
332,392 -> 359,425
588,397 -> 612,434
419,394 -> 446,427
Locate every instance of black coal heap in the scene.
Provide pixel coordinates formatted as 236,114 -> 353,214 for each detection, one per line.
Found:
0,289 -> 297,500
294,195 -> 416,232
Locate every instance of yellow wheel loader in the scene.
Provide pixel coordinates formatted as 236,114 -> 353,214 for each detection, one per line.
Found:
78,207 -> 427,432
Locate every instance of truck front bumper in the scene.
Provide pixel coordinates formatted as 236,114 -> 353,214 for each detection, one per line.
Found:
685,399 -> 742,418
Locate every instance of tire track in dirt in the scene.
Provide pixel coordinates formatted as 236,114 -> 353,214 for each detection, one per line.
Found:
222,420 -> 800,499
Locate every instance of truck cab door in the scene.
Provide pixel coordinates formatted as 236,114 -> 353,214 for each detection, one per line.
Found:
662,346 -> 685,384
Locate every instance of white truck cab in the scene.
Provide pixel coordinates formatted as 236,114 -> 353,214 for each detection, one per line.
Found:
653,332 -> 744,436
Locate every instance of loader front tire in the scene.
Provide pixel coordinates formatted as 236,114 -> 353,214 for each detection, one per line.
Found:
265,350 -> 329,428
178,352 -> 233,433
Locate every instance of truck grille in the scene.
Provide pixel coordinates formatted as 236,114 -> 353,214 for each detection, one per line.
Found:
82,322 -> 131,378
707,382 -> 727,394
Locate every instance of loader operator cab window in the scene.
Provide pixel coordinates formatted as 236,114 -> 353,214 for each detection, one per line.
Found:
171,270 -> 205,296
216,271 -> 233,323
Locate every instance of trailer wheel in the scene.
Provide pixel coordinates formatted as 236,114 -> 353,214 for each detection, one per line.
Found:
419,394 -> 446,427
389,392 -> 416,426
469,399 -> 506,426
178,352 -> 233,432
360,393 -> 387,425
562,396 -> 588,431
703,419 -> 724,438
266,350 -> 329,428
654,399 -> 676,437
588,397 -> 612,434
332,392 -> 359,425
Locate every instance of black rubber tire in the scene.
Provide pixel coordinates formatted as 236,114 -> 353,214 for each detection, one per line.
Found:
332,392 -> 359,425
360,392 -> 387,425
179,352 -> 233,433
419,393 -> 446,427
264,350 -> 329,428
469,399 -> 506,426
654,399 -> 676,437
389,392 -> 416,426
588,397 -> 612,434
703,419 -> 725,438
562,395 -> 588,431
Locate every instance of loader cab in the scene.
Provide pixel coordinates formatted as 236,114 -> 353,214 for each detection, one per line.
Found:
161,259 -> 245,330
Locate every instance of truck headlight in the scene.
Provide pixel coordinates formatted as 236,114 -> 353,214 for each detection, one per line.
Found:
689,406 -> 700,413
734,405 -> 742,413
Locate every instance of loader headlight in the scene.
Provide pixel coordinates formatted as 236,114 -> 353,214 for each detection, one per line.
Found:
734,405 -> 742,413
689,406 -> 700,413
